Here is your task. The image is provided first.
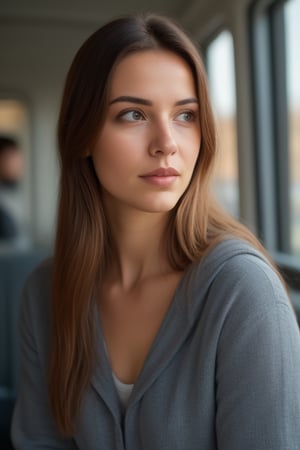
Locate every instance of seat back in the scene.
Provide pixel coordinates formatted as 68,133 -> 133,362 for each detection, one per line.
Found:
0,248 -> 48,447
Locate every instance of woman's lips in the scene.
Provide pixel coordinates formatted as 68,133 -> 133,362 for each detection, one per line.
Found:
140,167 -> 179,186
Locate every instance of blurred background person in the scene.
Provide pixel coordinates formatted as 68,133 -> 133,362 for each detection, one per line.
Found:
0,135 -> 29,248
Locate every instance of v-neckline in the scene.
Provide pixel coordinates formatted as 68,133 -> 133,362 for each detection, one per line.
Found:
91,261 -> 195,415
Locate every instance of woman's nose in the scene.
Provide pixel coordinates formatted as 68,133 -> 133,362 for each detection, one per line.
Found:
148,121 -> 178,157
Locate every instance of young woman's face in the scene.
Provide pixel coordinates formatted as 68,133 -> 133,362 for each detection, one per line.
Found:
91,49 -> 201,215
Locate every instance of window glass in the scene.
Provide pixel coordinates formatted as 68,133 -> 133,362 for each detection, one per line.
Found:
206,30 -> 239,217
284,0 -> 300,256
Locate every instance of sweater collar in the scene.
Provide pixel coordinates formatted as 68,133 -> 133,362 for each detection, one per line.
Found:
91,238 -> 265,416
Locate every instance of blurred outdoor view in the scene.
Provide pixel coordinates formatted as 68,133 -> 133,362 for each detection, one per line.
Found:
207,0 -> 300,256
206,30 -> 239,219
286,0 -> 300,256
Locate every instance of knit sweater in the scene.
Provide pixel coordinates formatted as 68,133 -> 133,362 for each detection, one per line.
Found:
11,238 -> 300,449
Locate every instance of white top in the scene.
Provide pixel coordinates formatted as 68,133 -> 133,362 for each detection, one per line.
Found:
103,340 -> 134,409
112,372 -> 134,410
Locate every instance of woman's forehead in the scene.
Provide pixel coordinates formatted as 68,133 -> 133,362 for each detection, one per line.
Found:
108,49 -> 197,102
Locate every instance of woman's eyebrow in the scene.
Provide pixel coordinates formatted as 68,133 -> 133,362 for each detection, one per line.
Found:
175,98 -> 198,106
109,96 -> 199,106
109,96 -> 152,106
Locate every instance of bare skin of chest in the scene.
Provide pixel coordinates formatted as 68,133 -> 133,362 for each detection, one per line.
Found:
99,270 -> 184,384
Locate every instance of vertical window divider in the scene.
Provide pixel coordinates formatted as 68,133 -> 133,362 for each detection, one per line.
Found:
250,4 -> 278,251
270,3 -> 291,253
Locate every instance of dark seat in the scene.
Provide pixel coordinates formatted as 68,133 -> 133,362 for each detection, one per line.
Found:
0,248 -> 48,448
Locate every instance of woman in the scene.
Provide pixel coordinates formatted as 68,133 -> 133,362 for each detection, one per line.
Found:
11,13 -> 300,449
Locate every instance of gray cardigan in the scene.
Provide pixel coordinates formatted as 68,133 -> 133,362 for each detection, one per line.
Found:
11,239 -> 300,449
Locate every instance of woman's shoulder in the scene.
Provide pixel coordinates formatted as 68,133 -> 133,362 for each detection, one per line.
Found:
23,256 -> 53,299
200,237 -> 280,284
20,258 -> 53,335
190,237 -> 290,313
210,237 -> 283,291
204,238 -> 295,323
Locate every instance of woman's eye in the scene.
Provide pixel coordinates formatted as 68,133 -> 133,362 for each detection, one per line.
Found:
177,111 -> 196,122
120,110 -> 145,122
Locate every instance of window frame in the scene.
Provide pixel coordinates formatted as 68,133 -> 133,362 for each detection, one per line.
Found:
249,0 -> 300,290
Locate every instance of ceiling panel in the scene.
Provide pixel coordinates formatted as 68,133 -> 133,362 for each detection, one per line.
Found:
0,0 -> 193,25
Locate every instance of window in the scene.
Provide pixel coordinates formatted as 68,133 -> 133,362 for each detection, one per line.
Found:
284,0 -> 300,256
205,31 -> 239,218
250,0 -> 300,291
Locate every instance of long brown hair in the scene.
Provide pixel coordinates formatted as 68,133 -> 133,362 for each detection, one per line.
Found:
50,13 -> 269,435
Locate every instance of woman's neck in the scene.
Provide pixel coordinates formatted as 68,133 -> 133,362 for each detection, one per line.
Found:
104,207 -> 172,291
